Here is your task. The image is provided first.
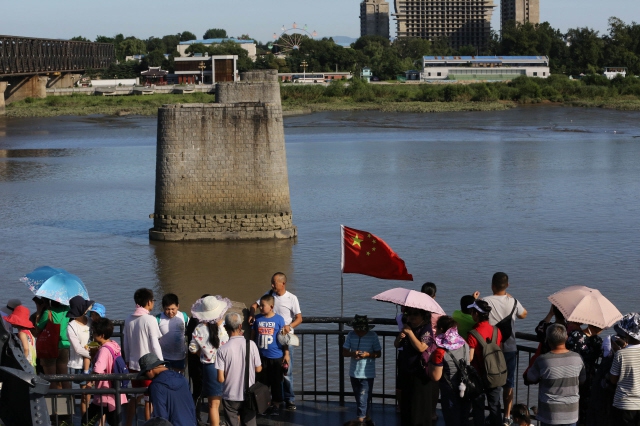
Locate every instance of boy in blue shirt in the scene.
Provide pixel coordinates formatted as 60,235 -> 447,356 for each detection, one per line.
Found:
251,294 -> 290,415
342,315 -> 382,426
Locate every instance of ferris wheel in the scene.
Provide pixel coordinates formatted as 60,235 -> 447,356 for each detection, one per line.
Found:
271,22 -> 318,54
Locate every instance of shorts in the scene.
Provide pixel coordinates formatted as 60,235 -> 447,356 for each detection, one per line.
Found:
503,351 -> 517,389
166,358 -> 186,370
201,363 -> 223,397
129,370 -> 152,395
69,367 -> 87,385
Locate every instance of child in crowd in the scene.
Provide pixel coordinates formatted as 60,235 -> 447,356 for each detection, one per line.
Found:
89,318 -> 129,426
156,293 -> 188,374
511,404 -> 534,426
189,295 -> 231,426
66,295 -> 94,416
452,294 -> 477,339
89,303 -> 106,322
251,294 -> 290,415
4,305 -> 37,367
342,314 -> 382,426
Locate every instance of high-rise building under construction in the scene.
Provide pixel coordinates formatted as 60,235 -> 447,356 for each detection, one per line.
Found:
360,0 -> 391,39
501,0 -> 540,31
393,0 -> 496,51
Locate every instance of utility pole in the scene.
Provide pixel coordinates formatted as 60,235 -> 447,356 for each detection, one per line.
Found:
198,61 -> 206,84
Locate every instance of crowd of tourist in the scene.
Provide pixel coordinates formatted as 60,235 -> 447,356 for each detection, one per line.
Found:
1,270 -> 640,426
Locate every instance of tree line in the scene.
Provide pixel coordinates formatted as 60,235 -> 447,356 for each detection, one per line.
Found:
74,17 -> 640,81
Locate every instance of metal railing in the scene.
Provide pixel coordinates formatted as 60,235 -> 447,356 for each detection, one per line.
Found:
295,317 -> 540,408
26,317 -> 541,426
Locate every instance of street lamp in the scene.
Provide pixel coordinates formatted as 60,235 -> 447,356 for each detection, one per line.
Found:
198,61 -> 206,85
301,60 -> 308,82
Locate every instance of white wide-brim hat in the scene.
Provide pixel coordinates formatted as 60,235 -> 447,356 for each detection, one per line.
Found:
191,295 -> 232,322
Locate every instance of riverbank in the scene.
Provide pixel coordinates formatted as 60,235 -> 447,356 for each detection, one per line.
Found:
4,75 -> 640,117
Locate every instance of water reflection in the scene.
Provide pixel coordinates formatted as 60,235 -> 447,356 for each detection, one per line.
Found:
150,239 -> 296,311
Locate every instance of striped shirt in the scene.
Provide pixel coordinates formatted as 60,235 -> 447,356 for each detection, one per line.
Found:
526,351 -> 585,425
343,331 -> 381,379
611,344 -> 640,410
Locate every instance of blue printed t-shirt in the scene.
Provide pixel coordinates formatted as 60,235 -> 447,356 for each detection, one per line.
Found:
343,330 -> 381,379
253,313 -> 285,359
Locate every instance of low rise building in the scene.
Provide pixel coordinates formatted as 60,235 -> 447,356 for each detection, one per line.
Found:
177,38 -> 256,60
172,55 -> 238,85
422,55 -> 549,81
278,72 -> 352,82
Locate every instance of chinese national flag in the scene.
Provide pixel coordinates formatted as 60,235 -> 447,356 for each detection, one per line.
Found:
341,225 -> 413,281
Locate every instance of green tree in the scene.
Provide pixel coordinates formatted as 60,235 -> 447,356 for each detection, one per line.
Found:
70,36 -> 89,42
161,34 -> 181,54
203,28 -> 227,39
141,49 -> 166,68
394,38 -> 431,60
185,43 -> 208,55
566,27 -> 604,75
119,37 -> 147,57
180,31 -> 197,42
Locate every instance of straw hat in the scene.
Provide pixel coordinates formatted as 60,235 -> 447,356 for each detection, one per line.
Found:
4,305 -> 34,329
191,295 -> 232,322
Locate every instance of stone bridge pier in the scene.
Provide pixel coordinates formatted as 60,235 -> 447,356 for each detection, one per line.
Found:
150,70 -> 297,241
1,76 -> 48,109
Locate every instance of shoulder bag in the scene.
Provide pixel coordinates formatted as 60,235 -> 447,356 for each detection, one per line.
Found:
36,310 -> 60,359
243,338 -> 271,415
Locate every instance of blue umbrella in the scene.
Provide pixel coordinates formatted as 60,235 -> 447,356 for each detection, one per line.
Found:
21,266 -> 90,305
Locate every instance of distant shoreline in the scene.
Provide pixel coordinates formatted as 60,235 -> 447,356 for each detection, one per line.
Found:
4,92 -> 640,118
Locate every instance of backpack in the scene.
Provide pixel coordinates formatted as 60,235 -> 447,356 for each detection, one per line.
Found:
156,311 -> 189,324
494,299 -> 518,341
469,327 -> 507,389
104,344 -> 130,388
443,345 -> 486,401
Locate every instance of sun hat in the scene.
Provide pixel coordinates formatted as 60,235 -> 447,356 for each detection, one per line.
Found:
89,303 -> 106,318
66,295 -> 95,318
614,312 -> 640,342
4,305 -> 34,329
137,353 -> 169,378
348,314 -> 375,331
191,295 -> 232,322
1,299 -> 22,315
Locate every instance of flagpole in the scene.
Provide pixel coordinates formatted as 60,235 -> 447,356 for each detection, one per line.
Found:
341,272 -> 344,317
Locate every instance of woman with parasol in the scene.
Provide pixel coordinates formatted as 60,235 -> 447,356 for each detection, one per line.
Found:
377,288 -> 444,426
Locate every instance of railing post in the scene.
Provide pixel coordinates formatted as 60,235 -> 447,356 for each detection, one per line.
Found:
338,320 -> 345,405
114,377 -> 122,426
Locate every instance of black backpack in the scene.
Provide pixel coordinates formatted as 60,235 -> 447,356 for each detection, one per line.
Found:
494,299 -> 518,341
443,346 -> 486,401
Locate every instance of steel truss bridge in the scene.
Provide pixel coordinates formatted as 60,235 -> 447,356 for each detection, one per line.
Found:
0,35 -> 115,77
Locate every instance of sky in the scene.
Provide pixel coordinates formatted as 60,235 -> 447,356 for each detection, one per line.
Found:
1,0 -> 638,44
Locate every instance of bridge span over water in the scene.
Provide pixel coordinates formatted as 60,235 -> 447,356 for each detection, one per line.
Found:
0,35 -> 116,114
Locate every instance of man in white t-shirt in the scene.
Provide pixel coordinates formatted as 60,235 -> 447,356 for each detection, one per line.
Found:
482,272 -> 527,426
249,272 -> 302,410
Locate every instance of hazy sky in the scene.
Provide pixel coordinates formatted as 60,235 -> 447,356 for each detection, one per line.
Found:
2,0 -> 638,43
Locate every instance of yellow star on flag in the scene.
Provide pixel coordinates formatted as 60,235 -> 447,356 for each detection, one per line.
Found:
352,234 -> 363,248
366,252 -> 370,256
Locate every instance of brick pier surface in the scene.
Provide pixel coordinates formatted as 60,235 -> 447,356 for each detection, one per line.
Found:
150,70 -> 296,241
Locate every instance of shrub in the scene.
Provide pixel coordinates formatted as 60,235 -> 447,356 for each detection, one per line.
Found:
416,85 -> 443,102
470,83 -> 498,102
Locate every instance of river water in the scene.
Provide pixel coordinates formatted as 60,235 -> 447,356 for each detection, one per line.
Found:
0,107 -> 639,337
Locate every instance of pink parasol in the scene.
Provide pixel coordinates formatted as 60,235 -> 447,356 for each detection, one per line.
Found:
372,287 -> 445,315
548,285 -> 622,329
